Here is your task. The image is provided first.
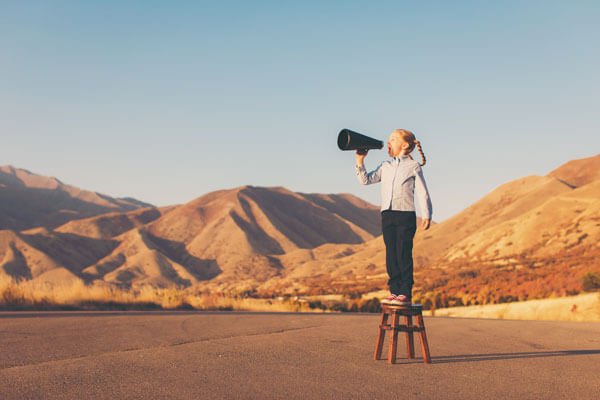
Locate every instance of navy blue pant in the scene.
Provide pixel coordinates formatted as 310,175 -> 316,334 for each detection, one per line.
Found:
381,210 -> 416,298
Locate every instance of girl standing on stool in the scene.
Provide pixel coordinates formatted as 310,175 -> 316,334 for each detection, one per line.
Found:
355,129 -> 432,306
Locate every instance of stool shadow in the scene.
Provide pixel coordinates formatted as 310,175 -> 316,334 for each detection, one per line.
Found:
428,349 -> 600,364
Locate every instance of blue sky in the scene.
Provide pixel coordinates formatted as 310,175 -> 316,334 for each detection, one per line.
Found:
2,1 -> 599,222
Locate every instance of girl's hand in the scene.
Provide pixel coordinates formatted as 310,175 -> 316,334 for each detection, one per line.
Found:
421,218 -> 431,230
356,149 -> 368,165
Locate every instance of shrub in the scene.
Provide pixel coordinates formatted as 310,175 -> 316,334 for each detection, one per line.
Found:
458,270 -> 479,279
329,302 -> 348,312
581,272 -> 600,292
448,297 -> 463,307
359,298 -> 381,313
343,290 -> 363,300
422,292 -> 441,310
498,295 -> 517,303
308,300 -> 326,310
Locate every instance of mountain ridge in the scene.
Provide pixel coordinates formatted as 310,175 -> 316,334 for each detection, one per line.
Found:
0,165 -> 153,230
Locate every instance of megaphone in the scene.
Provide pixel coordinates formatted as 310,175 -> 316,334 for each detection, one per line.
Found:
337,129 -> 383,152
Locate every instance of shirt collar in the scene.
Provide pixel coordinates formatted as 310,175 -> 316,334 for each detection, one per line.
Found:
394,155 -> 410,162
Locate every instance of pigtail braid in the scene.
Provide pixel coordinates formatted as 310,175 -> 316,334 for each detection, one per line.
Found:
392,129 -> 427,166
414,140 -> 426,166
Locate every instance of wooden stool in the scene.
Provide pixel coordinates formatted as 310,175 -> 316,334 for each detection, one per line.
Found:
374,304 -> 431,364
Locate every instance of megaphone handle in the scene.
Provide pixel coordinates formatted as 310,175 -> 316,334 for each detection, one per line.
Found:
357,149 -> 368,155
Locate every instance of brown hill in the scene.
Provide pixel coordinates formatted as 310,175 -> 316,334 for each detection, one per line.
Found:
146,186 -> 379,252
270,155 -> 600,302
1,153 -> 598,303
0,185 -> 381,289
411,174 -> 572,266
122,186 -> 380,289
0,165 -> 153,230
444,179 -> 600,261
83,228 -> 220,288
547,153 -> 600,188
56,206 -> 176,239
0,227 -> 115,285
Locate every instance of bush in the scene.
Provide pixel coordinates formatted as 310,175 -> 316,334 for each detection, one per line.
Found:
458,270 -> 479,278
308,300 -> 326,310
422,291 -> 442,310
344,291 -> 363,300
329,302 -> 348,312
581,272 -> 600,292
422,297 -> 432,310
358,298 -> 381,313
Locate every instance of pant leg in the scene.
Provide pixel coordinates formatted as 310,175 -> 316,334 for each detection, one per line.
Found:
382,212 -> 401,295
395,215 -> 416,297
382,211 -> 416,297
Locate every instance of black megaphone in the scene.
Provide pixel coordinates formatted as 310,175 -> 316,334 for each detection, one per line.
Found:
337,129 -> 383,152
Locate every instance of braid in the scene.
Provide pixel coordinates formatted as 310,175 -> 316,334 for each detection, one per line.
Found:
414,140 -> 426,166
392,129 -> 427,166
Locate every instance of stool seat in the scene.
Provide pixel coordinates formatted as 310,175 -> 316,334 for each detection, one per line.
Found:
374,303 -> 431,364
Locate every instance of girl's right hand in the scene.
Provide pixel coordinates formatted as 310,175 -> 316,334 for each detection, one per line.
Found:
356,149 -> 368,165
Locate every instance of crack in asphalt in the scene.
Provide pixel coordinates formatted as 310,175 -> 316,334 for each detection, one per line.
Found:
0,324 -> 322,371
169,324 -> 321,347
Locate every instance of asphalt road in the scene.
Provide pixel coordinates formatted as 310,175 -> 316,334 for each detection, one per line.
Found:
1,311 -> 599,399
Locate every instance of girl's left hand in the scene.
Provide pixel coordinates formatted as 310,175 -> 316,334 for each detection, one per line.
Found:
421,218 -> 431,230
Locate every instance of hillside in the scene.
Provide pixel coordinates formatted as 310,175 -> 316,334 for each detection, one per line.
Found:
0,165 -> 153,230
270,153 -> 600,303
0,185 -> 381,289
0,154 -> 598,305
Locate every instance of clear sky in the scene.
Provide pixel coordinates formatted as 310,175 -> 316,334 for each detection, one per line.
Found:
2,1 -> 599,222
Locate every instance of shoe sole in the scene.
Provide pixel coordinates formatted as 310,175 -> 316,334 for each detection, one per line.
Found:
389,301 -> 410,306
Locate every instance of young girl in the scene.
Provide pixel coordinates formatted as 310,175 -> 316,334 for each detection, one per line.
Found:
355,129 -> 432,306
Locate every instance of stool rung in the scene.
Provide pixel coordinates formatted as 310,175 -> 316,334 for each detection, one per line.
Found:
379,325 -> 424,333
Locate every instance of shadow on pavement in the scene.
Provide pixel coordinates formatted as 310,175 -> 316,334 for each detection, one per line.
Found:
430,349 -> 600,364
378,350 -> 600,365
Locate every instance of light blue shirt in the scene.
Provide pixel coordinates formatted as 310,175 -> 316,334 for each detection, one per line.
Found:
355,155 -> 433,219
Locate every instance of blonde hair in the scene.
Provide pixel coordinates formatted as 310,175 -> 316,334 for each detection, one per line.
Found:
392,129 -> 426,166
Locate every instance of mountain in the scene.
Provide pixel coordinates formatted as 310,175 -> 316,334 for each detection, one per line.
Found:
278,153 -> 600,302
411,174 -> 572,267
0,165 -> 153,230
0,185 -> 381,289
1,154 -> 598,305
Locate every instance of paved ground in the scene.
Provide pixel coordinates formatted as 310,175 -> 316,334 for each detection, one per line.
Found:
1,311 -> 599,399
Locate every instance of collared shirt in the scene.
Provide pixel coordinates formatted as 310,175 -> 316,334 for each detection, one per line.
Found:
355,154 -> 433,219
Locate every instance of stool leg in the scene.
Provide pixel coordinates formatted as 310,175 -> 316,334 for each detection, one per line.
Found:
374,311 -> 388,360
416,314 -> 432,364
388,312 -> 399,364
405,315 -> 415,359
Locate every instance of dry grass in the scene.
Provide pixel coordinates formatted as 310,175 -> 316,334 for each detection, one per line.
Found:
7,273 -> 597,320
424,292 -> 600,322
0,276 -> 327,312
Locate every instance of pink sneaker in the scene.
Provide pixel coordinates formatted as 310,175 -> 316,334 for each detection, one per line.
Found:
390,294 -> 411,305
381,294 -> 397,305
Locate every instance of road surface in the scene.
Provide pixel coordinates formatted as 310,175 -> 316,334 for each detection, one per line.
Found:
1,311 -> 599,399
